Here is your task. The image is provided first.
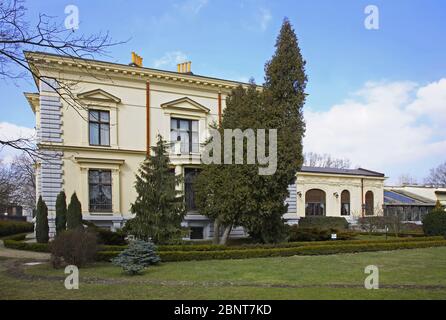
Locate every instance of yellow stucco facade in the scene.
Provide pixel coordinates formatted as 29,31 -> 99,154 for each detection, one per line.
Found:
25,51 -> 385,238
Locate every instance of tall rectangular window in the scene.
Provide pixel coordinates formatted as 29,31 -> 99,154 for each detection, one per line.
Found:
89,170 -> 112,212
184,168 -> 200,211
170,118 -> 199,154
89,110 -> 110,146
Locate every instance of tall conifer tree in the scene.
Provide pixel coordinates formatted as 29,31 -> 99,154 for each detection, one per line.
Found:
55,191 -> 67,235
35,196 -> 49,243
67,192 -> 83,230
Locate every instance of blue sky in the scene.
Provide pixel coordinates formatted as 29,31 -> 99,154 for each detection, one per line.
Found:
1,0 -> 445,183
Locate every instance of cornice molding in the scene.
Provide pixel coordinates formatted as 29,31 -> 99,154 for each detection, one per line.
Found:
25,51 -> 259,93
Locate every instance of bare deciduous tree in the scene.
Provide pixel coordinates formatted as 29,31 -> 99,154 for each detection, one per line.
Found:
10,153 -> 36,210
0,154 -> 36,211
0,0 -> 124,154
425,162 -> 446,187
303,152 -> 351,169
397,174 -> 418,186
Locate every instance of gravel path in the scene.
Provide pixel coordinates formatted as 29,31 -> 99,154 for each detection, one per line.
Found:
0,240 -> 50,260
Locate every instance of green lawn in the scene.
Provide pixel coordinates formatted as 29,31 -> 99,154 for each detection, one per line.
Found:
2,247 -> 446,299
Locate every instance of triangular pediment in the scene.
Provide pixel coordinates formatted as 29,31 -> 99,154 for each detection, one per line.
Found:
77,89 -> 121,103
161,97 -> 210,113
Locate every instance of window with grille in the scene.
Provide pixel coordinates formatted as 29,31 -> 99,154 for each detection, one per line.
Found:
89,169 -> 112,212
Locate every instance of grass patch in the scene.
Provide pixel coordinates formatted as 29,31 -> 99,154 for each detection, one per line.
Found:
0,247 -> 443,299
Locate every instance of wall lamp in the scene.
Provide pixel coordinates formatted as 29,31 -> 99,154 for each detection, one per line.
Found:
333,192 -> 339,198
297,192 -> 302,198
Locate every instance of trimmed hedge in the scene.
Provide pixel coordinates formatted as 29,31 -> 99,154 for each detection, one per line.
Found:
298,217 -> 349,230
1,233 -> 28,241
96,240 -> 446,262
5,236 -> 444,254
3,240 -> 50,252
0,220 -> 34,237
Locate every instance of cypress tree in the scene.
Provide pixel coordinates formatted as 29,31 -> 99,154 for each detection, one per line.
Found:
127,134 -> 186,244
245,18 -> 307,242
67,192 -> 83,230
55,191 -> 67,235
35,196 -> 49,243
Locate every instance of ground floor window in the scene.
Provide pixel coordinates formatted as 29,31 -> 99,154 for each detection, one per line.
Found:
190,227 -> 204,239
185,168 -> 200,211
305,189 -> 326,216
365,191 -> 374,215
341,190 -> 350,216
89,169 -> 112,212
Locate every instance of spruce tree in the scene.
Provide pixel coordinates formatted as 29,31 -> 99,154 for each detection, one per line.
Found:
127,134 -> 186,244
35,196 -> 49,243
67,192 -> 83,230
55,191 -> 67,235
112,240 -> 161,275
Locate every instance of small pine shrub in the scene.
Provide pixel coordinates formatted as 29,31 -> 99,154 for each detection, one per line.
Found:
112,240 -> 161,275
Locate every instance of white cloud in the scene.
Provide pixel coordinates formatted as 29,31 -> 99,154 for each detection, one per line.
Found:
303,80 -> 446,180
258,8 -> 272,31
153,51 -> 188,69
407,78 -> 446,124
174,0 -> 208,15
0,122 -> 35,163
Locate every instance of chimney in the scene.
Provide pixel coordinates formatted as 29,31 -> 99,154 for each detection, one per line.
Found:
130,52 -> 143,67
177,61 -> 192,74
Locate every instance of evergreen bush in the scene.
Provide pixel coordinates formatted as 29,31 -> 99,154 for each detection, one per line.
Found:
55,191 -> 67,235
35,196 -> 49,243
67,192 -> 83,230
112,240 -> 161,275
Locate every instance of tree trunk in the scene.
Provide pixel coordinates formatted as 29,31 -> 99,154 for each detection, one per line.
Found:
213,219 -> 220,245
219,224 -> 233,245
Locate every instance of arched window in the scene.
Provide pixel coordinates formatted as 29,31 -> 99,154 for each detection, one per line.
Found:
365,191 -> 374,215
341,190 -> 350,216
305,189 -> 326,216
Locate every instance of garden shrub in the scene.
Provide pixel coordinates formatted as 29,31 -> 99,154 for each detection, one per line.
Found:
50,229 -> 97,268
112,240 -> 160,275
83,220 -> 127,245
288,225 -> 356,242
357,216 -> 387,234
0,220 -> 34,237
289,226 -> 331,241
96,228 -> 127,245
423,202 -> 446,236
298,217 -> 349,230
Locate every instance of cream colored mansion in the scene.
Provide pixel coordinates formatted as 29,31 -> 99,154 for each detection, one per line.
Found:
25,51 -> 385,239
